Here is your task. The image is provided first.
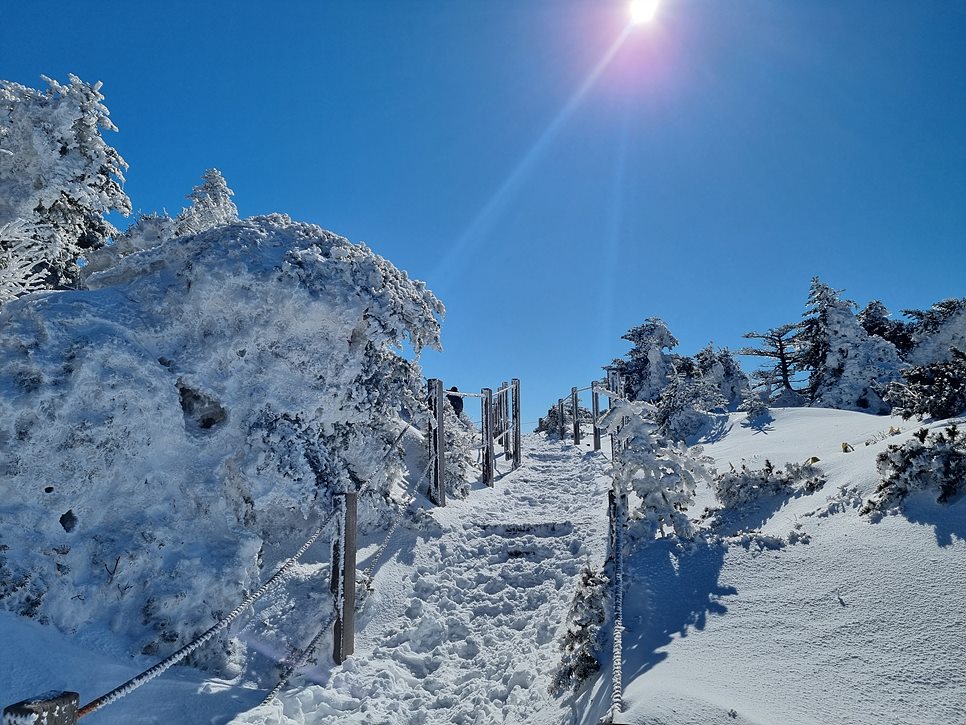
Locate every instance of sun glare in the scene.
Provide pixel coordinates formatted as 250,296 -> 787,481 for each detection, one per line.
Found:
629,0 -> 659,24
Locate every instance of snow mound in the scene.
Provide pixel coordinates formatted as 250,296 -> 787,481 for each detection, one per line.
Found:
0,214 -> 442,672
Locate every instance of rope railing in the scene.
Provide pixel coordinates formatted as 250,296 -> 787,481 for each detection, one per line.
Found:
77,510 -> 339,718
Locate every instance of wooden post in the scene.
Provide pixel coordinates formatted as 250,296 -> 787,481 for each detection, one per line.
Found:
333,491 -> 357,664
427,378 -> 445,506
482,388 -> 495,486
501,380 -> 511,460
4,693 -> 78,725
571,386 -> 580,445
512,379 -> 522,470
592,383 -> 601,451
557,398 -> 565,440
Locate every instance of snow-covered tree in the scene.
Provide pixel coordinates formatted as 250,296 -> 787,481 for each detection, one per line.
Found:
712,460 -> 825,509
175,168 -> 238,235
617,317 -> 678,402
0,220 -> 48,304
884,348 -> 966,420
535,399 -> 594,436
857,300 -> 914,357
0,75 -> 130,287
903,298 -> 966,367
601,400 -> 712,540
796,277 -> 901,413
693,344 -> 749,411
549,565 -> 608,695
740,323 -> 806,405
654,363 -> 726,442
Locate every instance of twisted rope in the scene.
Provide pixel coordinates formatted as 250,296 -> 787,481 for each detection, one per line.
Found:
610,491 -> 626,721
78,510 -> 338,718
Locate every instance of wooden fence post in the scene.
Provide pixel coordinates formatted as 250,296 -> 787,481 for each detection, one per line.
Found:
571,386 -> 580,445
427,378 -> 446,507
4,693 -> 78,725
501,380 -> 511,460
592,383 -> 601,451
512,379 -> 522,470
482,388 -> 495,486
557,398 -> 565,440
333,491 -> 357,664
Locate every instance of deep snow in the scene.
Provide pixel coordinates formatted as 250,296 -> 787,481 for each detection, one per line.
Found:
2,409 -> 963,724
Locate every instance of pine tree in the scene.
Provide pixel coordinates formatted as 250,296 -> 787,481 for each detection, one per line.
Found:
0,75 -> 131,287
739,323 -> 805,405
618,317 -> 678,402
175,168 -> 239,235
549,565 -> 608,695
903,298 -> 966,366
857,300 -> 914,357
601,400 -> 711,540
884,348 -> 966,420
693,344 -> 749,411
796,277 -> 901,413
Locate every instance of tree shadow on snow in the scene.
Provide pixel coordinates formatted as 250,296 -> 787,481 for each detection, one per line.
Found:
740,412 -> 775,435
705,490 -> 807,538
621,537 -> 736,680
694,415 -> 733,445
893,491 -> 966,547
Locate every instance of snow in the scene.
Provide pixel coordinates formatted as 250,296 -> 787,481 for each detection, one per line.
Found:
2,402 -> 963,724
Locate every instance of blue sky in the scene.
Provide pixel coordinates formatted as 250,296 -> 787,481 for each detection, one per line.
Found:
3,0 -> 964,426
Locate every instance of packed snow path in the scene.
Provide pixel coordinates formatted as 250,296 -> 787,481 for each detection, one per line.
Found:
236,433 -> 612,725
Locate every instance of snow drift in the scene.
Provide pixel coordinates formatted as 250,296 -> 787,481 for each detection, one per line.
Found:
0,214 -> 442,672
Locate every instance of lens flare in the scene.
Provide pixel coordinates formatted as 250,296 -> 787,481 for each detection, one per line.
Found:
629,0 -> 659,24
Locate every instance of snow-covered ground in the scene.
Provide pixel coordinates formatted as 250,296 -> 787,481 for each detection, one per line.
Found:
2,408 -> 963,724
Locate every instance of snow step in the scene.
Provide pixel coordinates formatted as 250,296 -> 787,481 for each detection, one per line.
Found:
469,521 -> 574,537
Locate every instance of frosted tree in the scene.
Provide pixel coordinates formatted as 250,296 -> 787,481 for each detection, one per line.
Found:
796,277 -> 901,413
549,565 -> 608,694
655,362 -> 727,442
884,348 -> 966,420
857,300 -> 914,357
903,298 -> 966,366
617,317 -> 679,402
739,323 -> 806,406
693,344 -> 749,411
0,220 -> 48,304
175,168 -> 238,235
601,400 -> 712,540
0,75 -> 131,287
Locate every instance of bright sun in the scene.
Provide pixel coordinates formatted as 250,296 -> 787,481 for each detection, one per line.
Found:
629,0 -> 660,24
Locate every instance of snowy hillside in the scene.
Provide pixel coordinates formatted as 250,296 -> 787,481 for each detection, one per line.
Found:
0,214 -> 442,673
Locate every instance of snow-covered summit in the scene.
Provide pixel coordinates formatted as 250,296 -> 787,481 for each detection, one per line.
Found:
0,215 -> 442,672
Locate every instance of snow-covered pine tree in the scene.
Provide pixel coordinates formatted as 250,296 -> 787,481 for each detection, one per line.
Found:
884,348 -> 966,420
654,360 -> 727,442
903,298 -> 966,367
602,399 -> 712,540
857,300 -> 914,358
693,344 -> 749,411
0,75 -> 131,287
739,323 -> 806,406
618,317 -> 678,402
796,277 -> 901,414
549,565 -> 608,695
175,168 -> 239,235
0,220 -> 48,304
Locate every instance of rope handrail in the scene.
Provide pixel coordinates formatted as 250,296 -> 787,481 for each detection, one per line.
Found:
610,492 -> 626,721
78,423 -> 414,718
77,510 -> 338,717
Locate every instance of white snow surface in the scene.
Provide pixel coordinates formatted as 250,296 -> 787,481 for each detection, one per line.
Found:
2,408 -> 963,724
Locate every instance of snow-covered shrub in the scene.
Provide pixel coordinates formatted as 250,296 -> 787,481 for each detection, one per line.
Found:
549,565 -> 608,695
797,278 -> 901,414
176,168 -> 238,235
0,75 -> 130,287
739,388 -> 771,424
883,349 -> 966,420
693,344 -> 749,411
0,214 -> 443,672
443,405 -> 478,498
861,426 -> 966,517
713,460 -> 826,509
535,400 -> 594,436
655,366 -> 726,442
602,400 -> 712,539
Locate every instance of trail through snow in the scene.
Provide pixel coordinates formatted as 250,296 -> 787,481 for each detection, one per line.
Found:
235,433 -> 613,724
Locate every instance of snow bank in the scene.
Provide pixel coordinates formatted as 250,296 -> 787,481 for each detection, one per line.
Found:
0,214 -> 442,672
